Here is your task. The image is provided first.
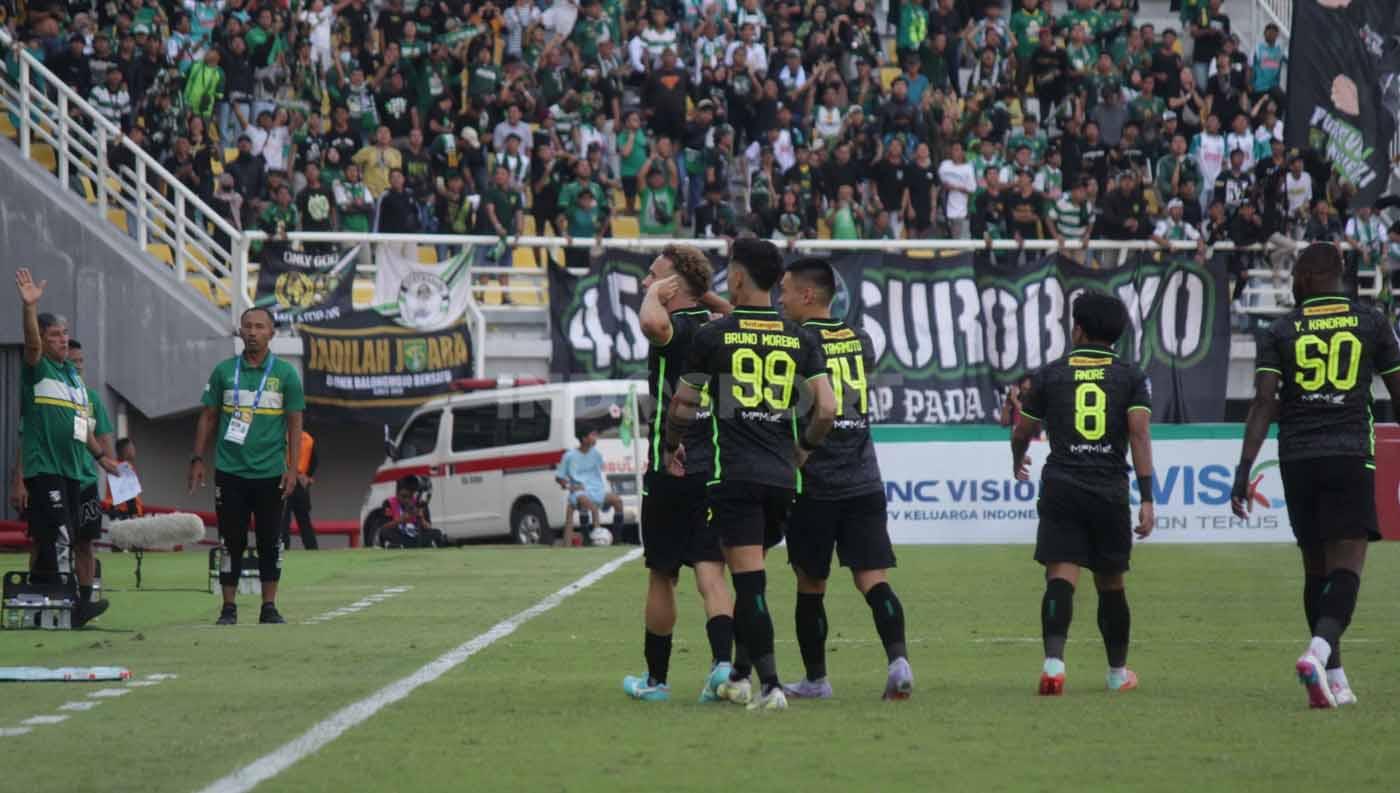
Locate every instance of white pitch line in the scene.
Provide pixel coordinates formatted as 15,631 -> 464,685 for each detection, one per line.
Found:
0,728 -> 33,737
21,715 -> 68,726
59,702 -> 100,712
88,689 -> 130,699
195,548 -> 641,793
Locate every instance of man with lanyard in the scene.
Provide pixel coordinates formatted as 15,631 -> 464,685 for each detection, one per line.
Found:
189,307 -> 304,625
14,269 -> 118,627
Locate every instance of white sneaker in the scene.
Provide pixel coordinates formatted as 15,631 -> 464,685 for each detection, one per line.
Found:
1295,654 -> 1337,709
1330,682 -> 1358,706
717,677 -> 752,705
746,685 -> 788,711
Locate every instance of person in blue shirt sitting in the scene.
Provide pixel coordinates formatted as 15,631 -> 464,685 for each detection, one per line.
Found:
555,427 -> 623,547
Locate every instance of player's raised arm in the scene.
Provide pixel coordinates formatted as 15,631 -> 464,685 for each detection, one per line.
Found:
16,268 -> 46,366
1231,370 -> 1280,519
699,289 -> 733,317
640,274 -> 680,345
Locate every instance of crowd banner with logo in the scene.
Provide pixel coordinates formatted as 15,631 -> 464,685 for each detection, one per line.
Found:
372,246 -> 475,332
548,251 -> 657,380
299,248 -> 476,423
1286,0 -> 1400,204
549,251 -> 1231,423
875,425 -> 1297,544
254,245 -> 357,325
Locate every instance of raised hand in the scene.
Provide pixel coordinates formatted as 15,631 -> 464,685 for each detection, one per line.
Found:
15,268 -> 46,306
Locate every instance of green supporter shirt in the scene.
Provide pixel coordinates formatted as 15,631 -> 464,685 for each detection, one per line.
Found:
75,386 -> 114,487
20,356 -> 91,481
558,180 -> 608,216
617,130 -> 648,177
567,202 -> 603,237
639,185 -> 678,235
1010,9 -> 1049,60
479,186 -> 523,233
200,355 -> 305,479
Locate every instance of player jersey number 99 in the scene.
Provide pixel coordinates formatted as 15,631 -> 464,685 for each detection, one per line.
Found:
1294,331 -> 1361,391
1074,383 -> 1107,441
731,348 -> 797,409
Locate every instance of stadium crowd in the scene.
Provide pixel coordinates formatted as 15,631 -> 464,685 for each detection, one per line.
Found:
3,0 -> 1398,299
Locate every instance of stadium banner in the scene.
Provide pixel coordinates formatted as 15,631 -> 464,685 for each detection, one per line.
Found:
371,246 -> 475,332
549,251 -> 1230,423
1285,0 -> 1400,205
254,245 -> 357,325
297,307 -> 473,424
548,250 -> 656,380
872,425 -> 1297,544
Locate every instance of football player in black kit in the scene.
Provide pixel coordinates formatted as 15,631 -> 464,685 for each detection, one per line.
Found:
623,244 -> 737,703
1232,242 -> 1400,709
665,238 -> 836,711
1011,293 -> 1156,696
776,258 -> 913,701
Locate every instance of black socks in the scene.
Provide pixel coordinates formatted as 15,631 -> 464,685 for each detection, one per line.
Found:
705,615 -> 734,666
1303,574 -> 1341,669
864,583 -> 907,663
795,592 -> 828,680
1096,589 -> 1131,669
644,630 -> 673,685
732,641 -> 752,681
732,570 -> 778,688
1041,578 -> 1074,659
1315,569 -> 1361,654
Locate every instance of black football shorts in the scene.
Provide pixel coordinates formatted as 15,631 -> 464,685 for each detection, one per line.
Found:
1280,456 -> 1380,547
786,490 -> 896,580
706,480 -> 793,550
642,471 -> 722,574
1034,477 -> 1133,574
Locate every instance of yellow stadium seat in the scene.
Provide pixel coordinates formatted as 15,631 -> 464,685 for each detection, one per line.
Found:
210,158 -> 223,176
30,143 -> 56,172
611,189 -> 625,209
352,279 -> 375,308
0,114 -> 16,139
80,176 -> 96,203
611,216 -> 639,238
417,246 -> 437,264
879,67 -> 901,91
190,278 -> 230,308
523,215 -> 537,235
906,248 -> 935,259
146,243 -> 174,267
478,281 -> 503,306
817,220 -> 831,239
225,148 -> 238,164
106,209 -> 128,232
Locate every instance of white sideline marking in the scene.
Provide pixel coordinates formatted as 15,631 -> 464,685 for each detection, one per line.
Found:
21,715 -> 68,726
59,702 -> 100,712
146,674 -> 179,681
301,585 -> 413,625
88,689 -> 130,699
196,548 -> 642,793
126,681 -> 159,688
0,728 -> 33,737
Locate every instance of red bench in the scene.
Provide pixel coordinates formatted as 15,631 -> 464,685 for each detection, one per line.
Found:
0,519 -> 30,550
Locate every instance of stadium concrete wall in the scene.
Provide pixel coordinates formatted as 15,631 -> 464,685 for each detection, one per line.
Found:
0,141 -> 234,420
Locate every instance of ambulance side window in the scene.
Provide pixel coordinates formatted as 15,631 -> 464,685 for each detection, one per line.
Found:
452,405 -> 501,453
501,400 -> 552,446
398,411 -> 442,459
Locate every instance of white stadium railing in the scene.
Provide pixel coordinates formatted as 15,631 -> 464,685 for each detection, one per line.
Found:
0,27 -> 247,328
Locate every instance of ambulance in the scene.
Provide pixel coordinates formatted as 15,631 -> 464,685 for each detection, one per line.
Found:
360,378 -> 649,545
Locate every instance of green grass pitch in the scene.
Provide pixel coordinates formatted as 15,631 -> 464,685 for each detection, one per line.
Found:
1,543 -> 1397,793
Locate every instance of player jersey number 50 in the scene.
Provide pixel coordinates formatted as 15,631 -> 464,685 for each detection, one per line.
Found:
731,349 -> 796,409
1295,332 -> 1362,391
